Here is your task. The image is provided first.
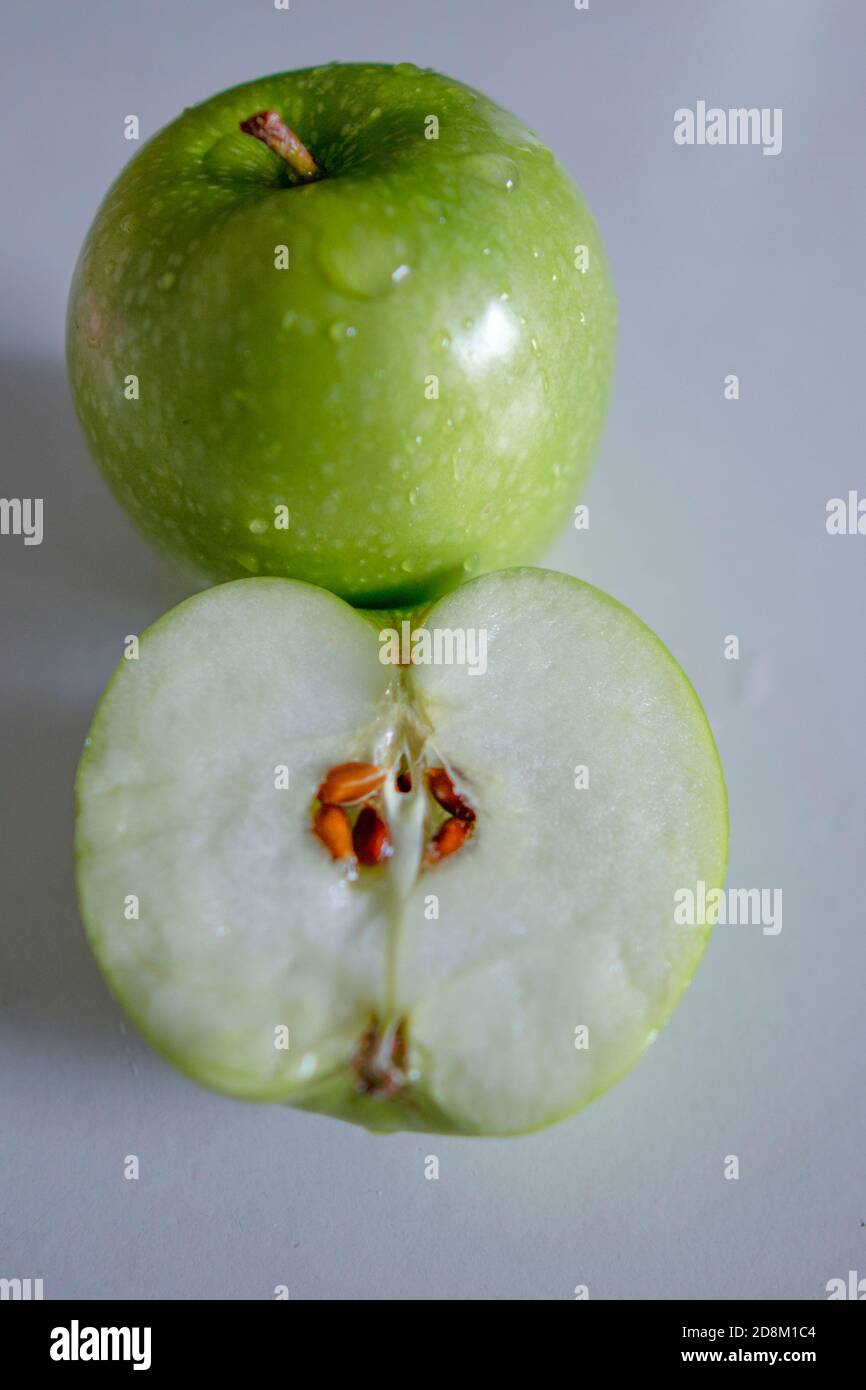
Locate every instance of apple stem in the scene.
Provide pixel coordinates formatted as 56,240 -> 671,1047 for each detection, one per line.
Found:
239,110 -> 324,183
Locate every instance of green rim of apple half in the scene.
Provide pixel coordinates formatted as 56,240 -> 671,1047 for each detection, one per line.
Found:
75,568 -> 728,1137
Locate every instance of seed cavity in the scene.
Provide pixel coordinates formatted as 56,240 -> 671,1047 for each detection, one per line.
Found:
395,752 -> 413,793
317,761 -> 386,806
312,759 -> 475,877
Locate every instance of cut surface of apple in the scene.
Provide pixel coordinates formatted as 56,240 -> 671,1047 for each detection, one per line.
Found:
76,569 -> 727,1136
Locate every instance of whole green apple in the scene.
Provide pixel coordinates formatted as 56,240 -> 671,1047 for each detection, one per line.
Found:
67,64 -> 616,605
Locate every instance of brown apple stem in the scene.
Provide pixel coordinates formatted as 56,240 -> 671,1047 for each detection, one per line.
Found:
239,110 -> 324,183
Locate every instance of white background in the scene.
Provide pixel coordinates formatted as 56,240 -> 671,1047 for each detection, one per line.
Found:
1,0 -> 864,1299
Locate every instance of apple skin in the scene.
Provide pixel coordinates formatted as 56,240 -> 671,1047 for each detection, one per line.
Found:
67,64 -> 616,606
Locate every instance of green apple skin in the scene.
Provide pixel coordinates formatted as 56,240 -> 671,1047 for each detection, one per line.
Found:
66,64 -> 616,606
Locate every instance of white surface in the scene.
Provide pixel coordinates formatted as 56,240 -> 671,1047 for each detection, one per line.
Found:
1,0 -> 864,1299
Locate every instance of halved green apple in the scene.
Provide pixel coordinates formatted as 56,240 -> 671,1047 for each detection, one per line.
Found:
75,569 -> 727,1135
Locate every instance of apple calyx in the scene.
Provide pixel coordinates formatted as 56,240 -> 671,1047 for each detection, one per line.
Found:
239,110 -> 324,183
313,759 -> 476,877
352,1017 -> 410,1099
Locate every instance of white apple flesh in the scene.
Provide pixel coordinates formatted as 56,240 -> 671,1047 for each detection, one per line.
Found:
75,569 -> 727,1135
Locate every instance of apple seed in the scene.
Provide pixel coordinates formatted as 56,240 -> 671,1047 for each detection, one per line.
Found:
426,815 -> 474,863
353,803 -> 392,867
317,760 -> 386,806
426,766 -> 475,821
312,804 -> 355,862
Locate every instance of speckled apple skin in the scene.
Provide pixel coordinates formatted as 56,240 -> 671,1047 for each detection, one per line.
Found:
67,63 -> 616,606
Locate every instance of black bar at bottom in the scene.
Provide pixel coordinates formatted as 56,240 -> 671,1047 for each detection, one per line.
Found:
1,1298 -> 861,1372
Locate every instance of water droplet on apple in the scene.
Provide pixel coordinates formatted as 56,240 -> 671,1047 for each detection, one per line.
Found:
157,272 -> 175,291
462,553 -> 479,573
408,487 -> 420,506
233,552 -> 260,574
318,225 -> 415,299
400,558 -> 415,572
298,1052 -> 319,1080
328,320 -> 358,341
248,518 -> 268,535
459,152 -> 521,191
